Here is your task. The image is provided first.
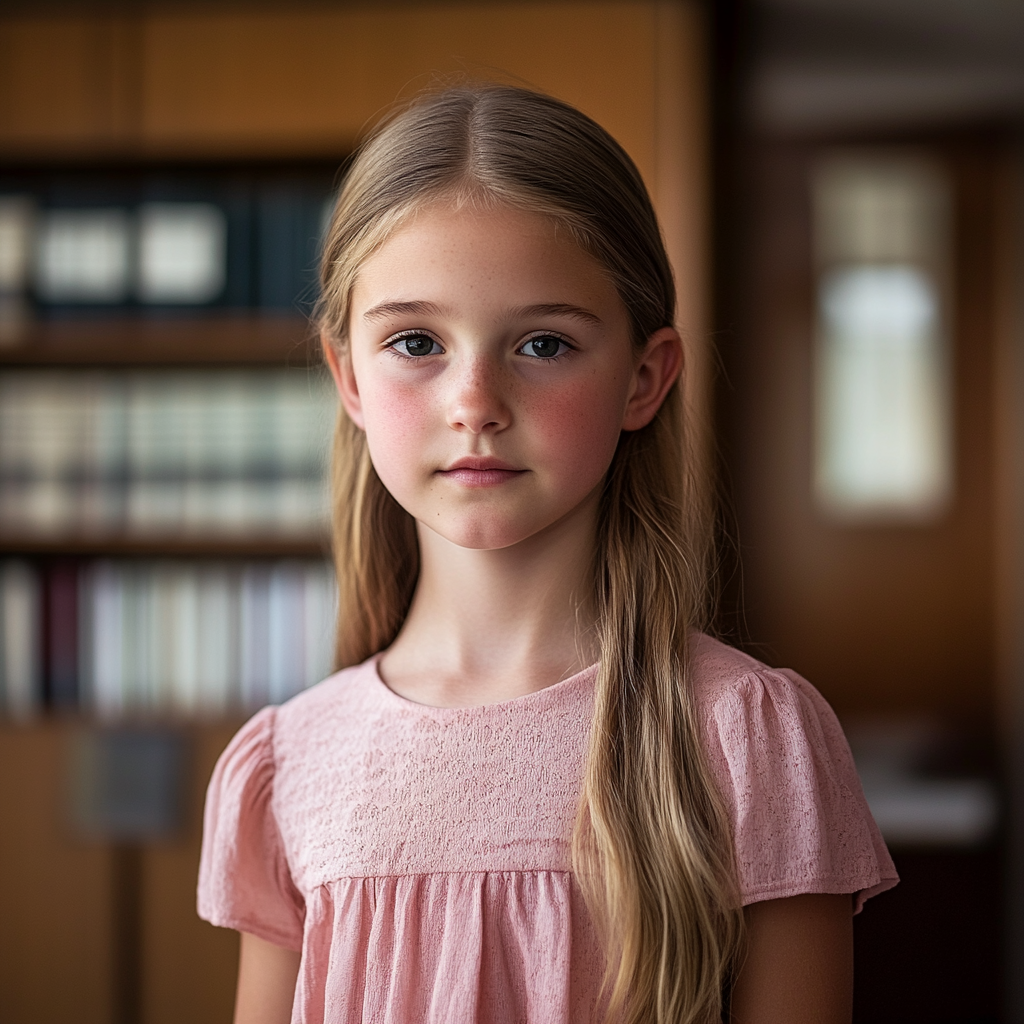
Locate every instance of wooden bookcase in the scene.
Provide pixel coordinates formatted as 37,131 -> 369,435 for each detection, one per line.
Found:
0,314 -> 328,561
0,4 -> 710,1023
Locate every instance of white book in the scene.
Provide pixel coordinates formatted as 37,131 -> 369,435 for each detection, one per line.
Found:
240,563 -> 271,709
179,374 -> 214,482
137,203 -> 226,305
29,374 -> 87,479
89,561 -> 125,719
207,378 -> 247,481
121,563 -> 155,715
169,564 -> 200,715
304,561 -> 337,688
208,478 -> 249,532
88,374 -> 128,531
196,564 -> 235,715
268,562 -> 305,704
35,208 -> 131,303
245,375 -> 277,480
151,563 -> 179,715
125,377 -> 158,513
0,560 -> 41,721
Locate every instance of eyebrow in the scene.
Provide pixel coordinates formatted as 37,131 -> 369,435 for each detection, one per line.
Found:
362,300 -> 453,322
508,303 -> 604,327
361,299 -> 604,327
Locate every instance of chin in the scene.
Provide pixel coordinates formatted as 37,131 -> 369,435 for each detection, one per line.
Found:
427,515 -> 546,552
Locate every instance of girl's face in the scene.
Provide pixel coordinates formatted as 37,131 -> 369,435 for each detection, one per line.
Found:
329,203 -> 680,551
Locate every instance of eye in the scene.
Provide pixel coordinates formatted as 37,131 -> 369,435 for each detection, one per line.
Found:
520,334 -> 570,359
391,333 -> 442,357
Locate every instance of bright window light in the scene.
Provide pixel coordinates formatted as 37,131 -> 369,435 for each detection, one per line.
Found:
137,203 -> 227,304
813,156 -> 952,521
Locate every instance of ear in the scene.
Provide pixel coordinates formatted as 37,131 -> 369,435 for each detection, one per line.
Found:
621,326 -> 684,431
321,331 -> 366,430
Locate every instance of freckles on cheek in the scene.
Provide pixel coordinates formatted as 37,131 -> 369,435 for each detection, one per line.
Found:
532,380 -> 624,479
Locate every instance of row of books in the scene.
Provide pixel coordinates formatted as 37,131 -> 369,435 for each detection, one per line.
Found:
0,369 -> 336,535
0,168 -> 335,340
0,558 -> 337,720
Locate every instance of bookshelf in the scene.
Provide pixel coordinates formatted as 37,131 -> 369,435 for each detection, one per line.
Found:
0,314 -> 328,560
0,151 -> 345,724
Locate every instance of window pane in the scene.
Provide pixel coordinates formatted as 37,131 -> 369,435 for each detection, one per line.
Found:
813,155 -> 952,520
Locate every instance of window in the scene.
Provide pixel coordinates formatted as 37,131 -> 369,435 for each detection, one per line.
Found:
812,154 -> 952,520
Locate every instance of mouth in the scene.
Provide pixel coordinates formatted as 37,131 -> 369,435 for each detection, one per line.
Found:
437,457 -> 527,487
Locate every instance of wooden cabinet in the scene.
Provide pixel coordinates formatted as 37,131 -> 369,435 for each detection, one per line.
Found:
0,722 -> 115,1023
0,720 -> 241,1024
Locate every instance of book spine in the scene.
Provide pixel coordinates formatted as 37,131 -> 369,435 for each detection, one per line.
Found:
45,560 -> 79,711
2,556 -> 335,720
0,560 -> 42,720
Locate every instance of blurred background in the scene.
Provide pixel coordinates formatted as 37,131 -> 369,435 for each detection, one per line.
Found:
0,1 -> 1020,1022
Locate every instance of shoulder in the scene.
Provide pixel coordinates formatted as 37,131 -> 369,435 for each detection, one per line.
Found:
688,633 -> 898,909
208,657 -> 381,784
690,632 -> 817,708
688,631 -> 852,797
689,632 -> 845,757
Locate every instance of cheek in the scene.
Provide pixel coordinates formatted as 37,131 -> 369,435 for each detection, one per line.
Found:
358,377 -> 436,488
527,373 -> 627,488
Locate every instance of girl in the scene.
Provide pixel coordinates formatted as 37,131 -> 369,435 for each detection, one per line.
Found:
198,86 -> 897,1024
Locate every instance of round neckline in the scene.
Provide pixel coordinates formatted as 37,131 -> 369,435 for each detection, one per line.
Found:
367,654 -> 598,714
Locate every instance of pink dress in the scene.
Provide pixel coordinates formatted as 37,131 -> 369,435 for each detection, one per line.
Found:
197,634 -> 897,1023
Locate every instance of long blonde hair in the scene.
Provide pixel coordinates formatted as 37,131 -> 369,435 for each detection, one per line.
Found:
316,85 -> 743,1024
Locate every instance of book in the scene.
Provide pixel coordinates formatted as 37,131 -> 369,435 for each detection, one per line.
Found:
2,164 -> 335,313
74,561 -> 339,720
0,368 -> 336,538
45,561 -> 79,711
0,560 -> 42,720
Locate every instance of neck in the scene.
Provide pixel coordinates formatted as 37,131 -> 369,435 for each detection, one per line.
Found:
378,493 -> 600,707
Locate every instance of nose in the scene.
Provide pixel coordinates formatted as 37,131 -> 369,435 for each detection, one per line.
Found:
445,354 -> 512,435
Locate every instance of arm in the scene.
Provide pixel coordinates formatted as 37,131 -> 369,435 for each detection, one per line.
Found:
729,893 -> 854,1024
233,932 -> 301,1024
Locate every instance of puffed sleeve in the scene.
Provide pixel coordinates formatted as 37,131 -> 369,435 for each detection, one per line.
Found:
699,659 -> 898,913
197,707 -> 305,950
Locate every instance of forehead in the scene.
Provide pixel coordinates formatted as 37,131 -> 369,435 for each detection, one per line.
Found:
350,202 -> 624,319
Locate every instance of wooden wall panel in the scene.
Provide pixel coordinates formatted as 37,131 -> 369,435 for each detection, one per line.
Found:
0,17 -> 136,153
137,3 -> 658,179
141,724 -> 241,1024
0,724 -> 114,1024
729,142 -> 998,721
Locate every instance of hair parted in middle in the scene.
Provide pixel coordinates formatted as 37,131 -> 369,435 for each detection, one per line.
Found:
317,84 -> 744,1024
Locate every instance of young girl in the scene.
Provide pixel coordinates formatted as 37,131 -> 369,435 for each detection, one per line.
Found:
198,86 -> 897,1024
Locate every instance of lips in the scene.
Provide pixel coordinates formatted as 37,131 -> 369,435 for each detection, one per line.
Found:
437,457 -> 526,487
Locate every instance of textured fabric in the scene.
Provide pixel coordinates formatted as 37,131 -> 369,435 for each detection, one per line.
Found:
198,633 -> 897,1023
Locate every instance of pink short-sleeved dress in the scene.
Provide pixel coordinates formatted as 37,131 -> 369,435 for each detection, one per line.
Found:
197,634 -> 897,1023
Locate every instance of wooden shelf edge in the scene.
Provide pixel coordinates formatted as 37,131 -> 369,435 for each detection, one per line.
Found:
0,314 -> 324,368
0,535 -> 332,558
